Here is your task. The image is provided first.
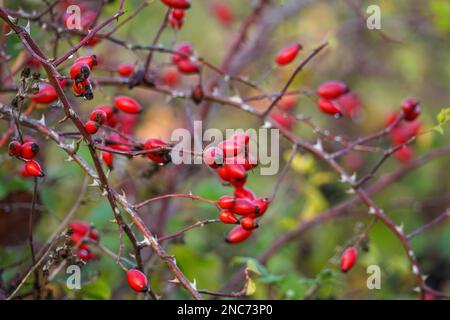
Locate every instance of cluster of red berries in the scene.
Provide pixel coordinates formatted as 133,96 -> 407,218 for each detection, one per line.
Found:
126,269 -> 149,293
171,42 -> 199,74
8,139 -> 44,177
204,133 -> 270,244
316,81 -> 351,118
340,246 -> 358,273
387,98 -> 421,164
70,55 -> 97,100
69,221 -> 99,262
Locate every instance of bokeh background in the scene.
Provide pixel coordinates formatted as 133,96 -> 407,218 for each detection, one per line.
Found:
1,0 -> 450,299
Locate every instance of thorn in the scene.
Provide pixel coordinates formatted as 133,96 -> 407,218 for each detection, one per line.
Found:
168,278 -> 180,284
89,179 -> 100,187
313,139 -> 323,152
37,114 -> 46,126
189,278 -> 197,290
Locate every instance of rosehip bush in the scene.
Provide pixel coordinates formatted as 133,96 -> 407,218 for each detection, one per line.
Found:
0,0 -> 450,301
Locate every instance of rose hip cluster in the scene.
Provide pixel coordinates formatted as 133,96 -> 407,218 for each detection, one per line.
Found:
8,138 -> 44,178
387,98 -> 421,164
70,55 -> 97,100
204,133 -> 270,244
69,221 -> 99,262
171,42 -> 199,74
316,81 -> 351,117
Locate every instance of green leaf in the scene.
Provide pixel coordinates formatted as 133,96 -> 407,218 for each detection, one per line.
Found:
433,108 -> 450,134
81,278 -> 111,300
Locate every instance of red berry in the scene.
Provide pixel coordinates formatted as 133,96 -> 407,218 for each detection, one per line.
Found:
218,195 -> 235,209
96,105 -> 115,121
203,146 -> 224,168
336,92 -> 360,119
113,96 -> 142,114
20,141 -> 40,160
31,83 -> 58,104
230,198 -> 258,216
171,8 -> 185,20
278,95 -> 298,111
270,111 -> 295,130
391,121 -> 421,145
234,187 -> 255,200
218,140 -> 242,158
240,217 -> 258,231
401,98 -> 421,121
25,160 -> 44,177
225,225 -> 252,244
177,59 -> 199,74
90,109 -> 107,125
70,221 -> 90,236
191,84 -> 204,104
394,145 -> 413,165
217,165 -> 230,181
229,177 -> 247,188
144,138 -> 169,164
169,15 -> 184,29
223,164 -> 247,180
74,55 -> 97,69
117,63 -> 135,77
317,98 -> 342,117
252,198 -> 269,216
219,210 -> 239,224
316,81 -> 349,100
211,2 -> 234,25
161,67 -> 179,86
85,120 -> 100,134
77,248 -> 91,261
126,269 -> 148,292
275,43 -> 302,66
171,42 -> 194,64
102,151 -> 113,169
340,246 -> 358,272
70,62 -> 90,81
161,0 -> 190,9
8,141 -> 22,157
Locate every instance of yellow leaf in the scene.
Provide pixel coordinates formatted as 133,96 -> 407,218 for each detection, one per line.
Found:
290,153 -> 315,174
245,277 -> 256,296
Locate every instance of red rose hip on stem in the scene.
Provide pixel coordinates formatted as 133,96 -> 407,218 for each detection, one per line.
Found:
340,246 -> 358,272
126,269 -> 148,292
90,109 -> 107,125
8,141 -> 22,157
117,63 -> 135,77
225,225 -> 252,244
219,210 -> 239,224
316,81 -> 349,100
218,195 -> 235,209
85,120 -> 100,134
275,43 -> 302,66
113,96 -> 142,114
401,98 -> 421,121
317,98 -> 342,117
25,160 -> 44,177
20,141 -> 40,159
31,83 -> 58,104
